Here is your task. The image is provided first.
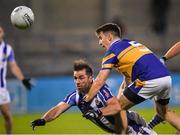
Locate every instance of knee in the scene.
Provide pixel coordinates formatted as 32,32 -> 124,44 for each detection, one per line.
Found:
157,109 -> 172,120
2,112 -> 12,121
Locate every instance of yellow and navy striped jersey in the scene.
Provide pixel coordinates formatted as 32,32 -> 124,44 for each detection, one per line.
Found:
102,39 -> 170,81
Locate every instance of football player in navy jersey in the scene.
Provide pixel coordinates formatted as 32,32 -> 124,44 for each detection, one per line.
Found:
31,59 -> 156,134
83,23 -> 180,133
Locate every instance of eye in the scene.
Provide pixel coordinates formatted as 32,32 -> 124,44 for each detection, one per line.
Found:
79,76 -> 84,80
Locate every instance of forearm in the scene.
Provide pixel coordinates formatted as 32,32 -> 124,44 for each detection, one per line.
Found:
11,65 -> 24,80
87,79 -> 104,101
100,97 -> 120,116
43,107 -> 61,122
164,42 -> 180,60
42,102 -> 69,122
85,70 -> 110,102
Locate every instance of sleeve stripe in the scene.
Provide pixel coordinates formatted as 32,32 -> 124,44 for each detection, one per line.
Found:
104,85 -> 113,97
66,92 -> 76,104
102,53 -> 116,64
98,92 -> 106,106
102,64 -> 114,68
117,46 -> 135,59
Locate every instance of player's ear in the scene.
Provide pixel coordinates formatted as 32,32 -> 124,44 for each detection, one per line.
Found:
89,75 -> 93,81
108,32 -> 113,41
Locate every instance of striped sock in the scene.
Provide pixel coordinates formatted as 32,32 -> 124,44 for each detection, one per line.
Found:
147,114 -> 164,129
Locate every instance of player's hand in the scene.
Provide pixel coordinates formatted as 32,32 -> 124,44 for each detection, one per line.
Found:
78,101 -> 92,113
83,109 -> 102,120
22,78 -> 33,90
83,94 -> 91,102
31,119 -> 46,130
160,56 -> 167,64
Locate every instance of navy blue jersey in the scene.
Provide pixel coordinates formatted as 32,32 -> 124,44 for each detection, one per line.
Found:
102,39 -> 170,81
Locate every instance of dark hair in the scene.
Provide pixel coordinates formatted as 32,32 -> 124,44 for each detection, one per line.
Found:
96,23 -> 121,37
73,59 -> 93,76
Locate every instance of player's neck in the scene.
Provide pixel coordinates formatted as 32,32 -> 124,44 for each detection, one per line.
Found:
108,38 -> 121,50
111,38 -> 121,45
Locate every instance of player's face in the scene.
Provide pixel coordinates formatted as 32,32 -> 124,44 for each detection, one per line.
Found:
97,32 -> 112,50
73,69 -> 93,93
0,27 -> 5,42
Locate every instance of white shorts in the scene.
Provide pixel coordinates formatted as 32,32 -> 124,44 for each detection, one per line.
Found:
124,76 -> 171,105
0,88 -> 11,105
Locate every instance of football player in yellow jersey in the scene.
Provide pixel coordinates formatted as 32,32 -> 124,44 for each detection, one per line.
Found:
84,23 -> 180,133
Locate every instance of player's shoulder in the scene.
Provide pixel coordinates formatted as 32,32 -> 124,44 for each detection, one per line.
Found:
98,83 -> 114,96
107,39 -> 132,54
64,90 -> 77,100
68,90 -> 77,96
65,90 -> 77,98
4,42 -> 13,51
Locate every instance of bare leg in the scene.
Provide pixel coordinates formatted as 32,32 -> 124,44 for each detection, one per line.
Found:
155,101 -> 180,130
0,103 -> 13,134
117,94 -> 135,133
118,94 -> 135,110
113,111 -> 128,134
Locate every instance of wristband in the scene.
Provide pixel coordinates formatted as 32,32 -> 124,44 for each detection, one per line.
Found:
162,56 -> 167,61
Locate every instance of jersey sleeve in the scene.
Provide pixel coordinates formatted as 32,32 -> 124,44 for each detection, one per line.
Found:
63,91 -> 76,106
7,49 -> 15,62
101,50 -> 118,70
99,84 -> 113,102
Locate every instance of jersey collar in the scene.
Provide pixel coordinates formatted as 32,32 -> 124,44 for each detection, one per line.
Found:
108,38 -> 121,50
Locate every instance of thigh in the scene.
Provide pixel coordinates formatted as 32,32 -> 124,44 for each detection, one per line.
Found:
118,93 -> 135,110
128,76 -> 171,101
154,76 -> 171,102
0,103 -> 12,117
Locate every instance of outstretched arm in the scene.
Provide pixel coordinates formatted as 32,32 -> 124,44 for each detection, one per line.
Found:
84,69 -> 110,102
163,41 -> 180,60
31,102 -> 70,130
42,102 -> 70,122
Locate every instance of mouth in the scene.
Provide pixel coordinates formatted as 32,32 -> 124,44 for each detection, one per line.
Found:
77,85 -> 82,89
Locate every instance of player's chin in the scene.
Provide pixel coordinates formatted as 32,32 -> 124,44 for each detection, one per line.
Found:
77,87 -> 83,91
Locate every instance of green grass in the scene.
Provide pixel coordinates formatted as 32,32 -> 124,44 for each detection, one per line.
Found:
0,107 -> 180,134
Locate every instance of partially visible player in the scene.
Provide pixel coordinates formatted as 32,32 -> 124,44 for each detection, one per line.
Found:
83,23 -> 180,133
148,41 -> 180,130
159,41 -> 180,133
160,41 -> 180,64
0,25 -> 32,134
31,59 -> 156,134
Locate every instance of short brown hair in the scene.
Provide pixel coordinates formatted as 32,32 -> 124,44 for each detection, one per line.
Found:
96,23 -> 121,37
73,59 -> 93,76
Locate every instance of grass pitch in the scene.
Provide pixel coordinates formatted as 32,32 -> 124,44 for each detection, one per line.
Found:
0,107 -> 180,134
